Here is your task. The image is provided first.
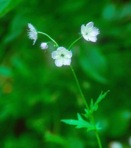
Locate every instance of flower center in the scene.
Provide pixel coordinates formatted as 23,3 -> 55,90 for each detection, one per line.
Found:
61,53 -> 65,57
85,32 -> 88,35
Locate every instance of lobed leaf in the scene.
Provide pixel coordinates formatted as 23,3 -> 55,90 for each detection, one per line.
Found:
95,90 -> 110,104
85,91 -> 109,117
61,113 -> 94,130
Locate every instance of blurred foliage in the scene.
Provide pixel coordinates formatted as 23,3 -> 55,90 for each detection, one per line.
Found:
0,0 -> 131,148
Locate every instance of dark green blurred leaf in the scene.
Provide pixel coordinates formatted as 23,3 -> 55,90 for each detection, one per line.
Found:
4,135 -> 41,148
0,66 -> 12,76
102,4 -> 116,20
4,12 -> 27,43
79,45 -> 107,83
0,0 -> 22,17
45,131 -> 66,146
119,3 -> 131,19
108,110 -> 131,137
11,56 -> 29,76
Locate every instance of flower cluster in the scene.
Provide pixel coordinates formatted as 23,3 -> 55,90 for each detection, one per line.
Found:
27,22 -> 99,67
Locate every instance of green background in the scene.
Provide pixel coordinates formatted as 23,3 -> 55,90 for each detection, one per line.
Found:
0,0 -> 131,147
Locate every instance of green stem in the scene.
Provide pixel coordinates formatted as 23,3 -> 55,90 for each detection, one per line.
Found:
70,65 -> 89,110
70,65 -> 102,148
38,31 -> 59,47
91,115 -> 102,148
95,130 -> 102,148
68,36 -> 82,50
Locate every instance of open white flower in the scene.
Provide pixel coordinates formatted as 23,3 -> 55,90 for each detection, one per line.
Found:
51,47 -> 72,67
109,142 -> 122,148
28,23 -> 38,45
81,22 -> 99,42
40,42 -> 48,50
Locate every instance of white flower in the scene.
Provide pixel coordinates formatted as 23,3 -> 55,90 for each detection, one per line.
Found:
40,42 -> 48,50
109,142 -> 122,148
81,22 -> 99,42
51,47 -> 72,67
28,23 -> 38,45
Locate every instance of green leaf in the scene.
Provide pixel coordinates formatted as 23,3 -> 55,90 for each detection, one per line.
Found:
102,4 -> 117,20
0,0 -> 10,15
108,110 -> 131,137
45,131 -> 66,146
0,0 -> 22,17
90,99 -> 98,111
0,66 -> 12,76
95,90 -> 110,104
85,91 -> 109,116
61,113 -> 94,130
79,46 -> 108,84
90,99 -> 94,109
4,11 -> 27,43
96,122 -> 102,131
84,99 -> 98,117
120,3 -> 131,19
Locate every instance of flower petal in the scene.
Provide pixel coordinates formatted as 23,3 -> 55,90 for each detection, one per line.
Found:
88,36 -> 97,42
86,22 -> 94,29
65,51 -> 72,58
57,47 -> 65,52
82,34 -> 90,41
51,51 -> 58,59
63,59 -> 71,65
27,23 -> 37,45
55,59 -> 63,67
81,25 -> 86,35
90,27 -> 99,36
28,23 -> 36,32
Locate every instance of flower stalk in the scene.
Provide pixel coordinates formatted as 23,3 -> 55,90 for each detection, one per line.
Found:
70,65 -> 89,109
95,130 -> 102,148
27,22 -> 102,148
70,65 -> 102,148
68,36 -> 82,50
38,31 -> 59,47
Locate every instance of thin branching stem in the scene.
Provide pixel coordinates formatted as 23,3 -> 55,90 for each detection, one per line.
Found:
70,65 -> 89,110
38,31 -> 59,47
70,65 -> 102,148
95,130 -> 102,148
68,36 -> 82,50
